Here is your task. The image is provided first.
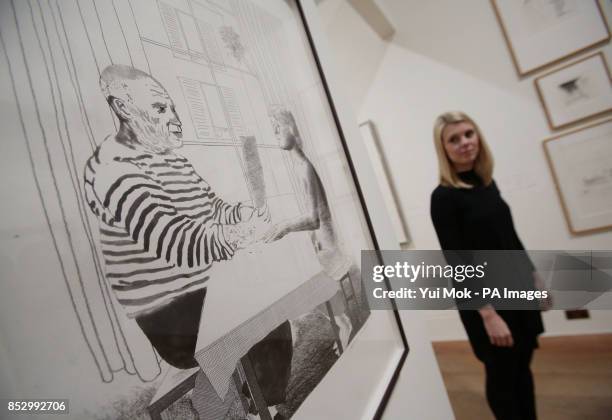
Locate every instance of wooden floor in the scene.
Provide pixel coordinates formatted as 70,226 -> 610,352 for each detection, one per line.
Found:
432,334 -> 612,420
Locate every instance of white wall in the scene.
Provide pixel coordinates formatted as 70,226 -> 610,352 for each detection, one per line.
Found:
317,0 -> 389,115
311,2 -> 455,418
319,0 -> 612,340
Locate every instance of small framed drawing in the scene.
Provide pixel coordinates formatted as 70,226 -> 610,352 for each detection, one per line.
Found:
359,121 -> 411,248
535,53 -> 612,130
543,119 -> 612,234
491,0 -> 610,76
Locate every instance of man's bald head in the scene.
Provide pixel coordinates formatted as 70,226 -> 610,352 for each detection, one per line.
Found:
100,65 -> 183,153
100,64 -> 166,105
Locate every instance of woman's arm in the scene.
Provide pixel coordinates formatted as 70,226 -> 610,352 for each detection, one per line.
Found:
432,188 -> 513,346
431,188 -> 480,289
430,187 -> 464,250
479,304 -> 513,347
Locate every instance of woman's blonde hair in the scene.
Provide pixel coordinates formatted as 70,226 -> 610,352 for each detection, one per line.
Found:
433,111 -> 494,188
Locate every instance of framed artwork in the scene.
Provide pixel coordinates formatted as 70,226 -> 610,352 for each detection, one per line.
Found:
358,121 -> 411,248
0,0 -> 407,419
535,52 -> 612,130
491,0 -> 610,76
543,119 -> 612,235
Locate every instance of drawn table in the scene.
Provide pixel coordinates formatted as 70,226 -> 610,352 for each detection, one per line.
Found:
194,233 -> 339,399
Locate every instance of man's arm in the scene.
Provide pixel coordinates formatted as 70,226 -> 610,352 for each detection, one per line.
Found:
210,195 -> 245,225
87,160 -> 240,267
262,163 -> 321,242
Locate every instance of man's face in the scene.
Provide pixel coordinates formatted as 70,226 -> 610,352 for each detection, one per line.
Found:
125,78 -> 183,153
273,120 -> 296,150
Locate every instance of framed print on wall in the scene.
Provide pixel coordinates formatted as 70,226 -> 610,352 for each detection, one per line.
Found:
358,121 -> 411,248
491,0 -> 610,76
543,118 -> 612,235
0,0 -> 407,419
535,52 -> 612,130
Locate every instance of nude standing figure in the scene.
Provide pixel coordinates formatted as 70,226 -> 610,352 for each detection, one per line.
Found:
263,108 -> 353,348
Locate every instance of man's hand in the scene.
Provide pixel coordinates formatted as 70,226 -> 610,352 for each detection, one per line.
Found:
225,205 -> 271,250
261,223 -> 289,243
239,205 -> 255,222
479,305 -> 513,347
255,203 -> 271,223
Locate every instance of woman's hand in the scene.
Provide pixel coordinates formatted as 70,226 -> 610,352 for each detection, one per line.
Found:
479,305 -> 513,347
533,271 -> 553,311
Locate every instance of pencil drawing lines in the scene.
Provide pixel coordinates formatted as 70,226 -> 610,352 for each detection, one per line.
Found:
206,0 -> 233,15
179,77 -> 215,140
220,25 -> 245,62
126,0 -> 151,73
43,2 -> 137,374
559,76 -> 592,106
241,136 -> 267,208
159,2 -> 187,55
28,1 -> 120,361
3,0 -> 354,390
91,0 -> 113,65
111,0 -> 134,67
158,0 -> 227,66
48,0 -> 142,373
5,0 -> 168,383
4,0 -> 114,381
51,0 -> 97,150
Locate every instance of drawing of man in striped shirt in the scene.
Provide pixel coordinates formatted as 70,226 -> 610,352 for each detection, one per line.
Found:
83,64 -> 276,372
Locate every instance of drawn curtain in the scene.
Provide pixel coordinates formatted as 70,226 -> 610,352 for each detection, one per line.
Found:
0,0 -> 160,382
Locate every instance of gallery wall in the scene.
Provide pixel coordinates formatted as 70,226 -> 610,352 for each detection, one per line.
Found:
317,0 -> 612,339
317,0 -> 389,110
310,2 -> 456,418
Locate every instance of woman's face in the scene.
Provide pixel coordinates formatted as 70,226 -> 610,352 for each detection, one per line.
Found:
441,121 -> 480,171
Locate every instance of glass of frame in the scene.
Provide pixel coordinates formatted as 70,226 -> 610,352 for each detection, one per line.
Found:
491,0 -> 610,76
0,0 -> 407,419
543,118 -> 612,235
535,52 -> 612,130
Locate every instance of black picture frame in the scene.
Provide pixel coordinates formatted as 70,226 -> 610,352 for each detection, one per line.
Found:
295,2 -> 409,418
0,0 -> 408,417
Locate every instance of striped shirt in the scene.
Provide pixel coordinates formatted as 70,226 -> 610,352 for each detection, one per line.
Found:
84,138 -> 242,318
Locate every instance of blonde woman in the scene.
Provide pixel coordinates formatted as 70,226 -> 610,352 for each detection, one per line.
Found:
430,111 -> 545,420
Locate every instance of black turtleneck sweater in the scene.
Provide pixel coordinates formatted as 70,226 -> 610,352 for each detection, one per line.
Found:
430,170 -> 543,358
430,170 -> 526,251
